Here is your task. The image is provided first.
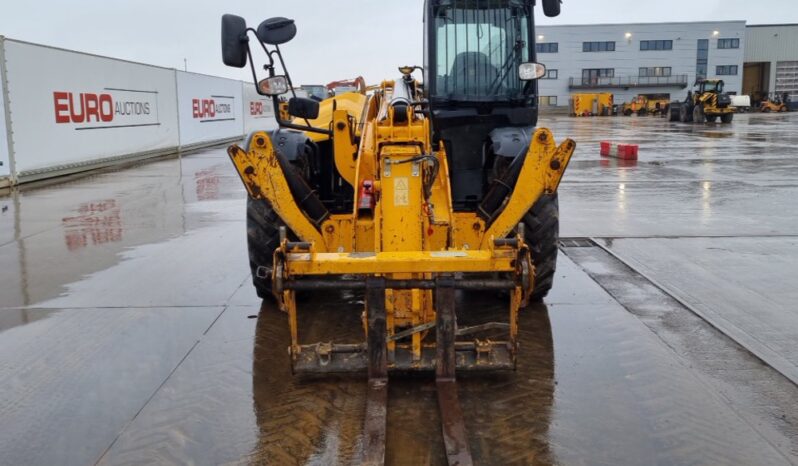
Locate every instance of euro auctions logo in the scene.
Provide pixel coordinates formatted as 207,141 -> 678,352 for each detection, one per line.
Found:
192,96 -> 235,122
53,88 -> 160,130
249,98 -> 273,119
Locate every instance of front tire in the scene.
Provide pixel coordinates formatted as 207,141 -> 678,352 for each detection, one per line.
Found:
721,113 -> 734,124
693,105 -> 705,124
680,104 -> 693,123
247,197 -> 284,299
522,194 -> 560,302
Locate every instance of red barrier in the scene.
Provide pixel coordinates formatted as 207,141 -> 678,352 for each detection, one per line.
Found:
600,141 -> 638,160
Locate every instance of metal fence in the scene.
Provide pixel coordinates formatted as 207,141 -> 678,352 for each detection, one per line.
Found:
569,75 -> 689,89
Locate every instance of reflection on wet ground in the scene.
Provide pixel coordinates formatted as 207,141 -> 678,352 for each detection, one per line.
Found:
1,113 -> 798,465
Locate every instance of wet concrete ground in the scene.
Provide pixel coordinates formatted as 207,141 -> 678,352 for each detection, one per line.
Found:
1,112 -> 797,465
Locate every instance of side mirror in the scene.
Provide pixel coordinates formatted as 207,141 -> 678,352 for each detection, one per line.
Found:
542,0 -> 561,17
256,17 -> 297,45
257,76 -> 289,96
221,14 -> 248,68
519,62 -> 547,81
288,97 -> 320,120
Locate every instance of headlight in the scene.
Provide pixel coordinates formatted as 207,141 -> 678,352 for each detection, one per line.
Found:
519,62 -> 547,81
258,76 -> 289,96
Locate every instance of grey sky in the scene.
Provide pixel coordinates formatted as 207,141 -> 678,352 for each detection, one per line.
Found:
1,1 -> 796,86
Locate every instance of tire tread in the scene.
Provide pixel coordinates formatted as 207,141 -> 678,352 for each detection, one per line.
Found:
522,194 -> 560,301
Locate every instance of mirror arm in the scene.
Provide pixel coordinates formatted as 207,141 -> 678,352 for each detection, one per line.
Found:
246,28 -> 275,68
238,23 -> 330,136
273,107 -> 333,136
244,29 -> 279,97
273,45 -> 296,99
246,47 -> 265,96
273,44 -> 313,128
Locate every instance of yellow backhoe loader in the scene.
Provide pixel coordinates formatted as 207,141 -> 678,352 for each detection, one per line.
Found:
221,1 -> 573,463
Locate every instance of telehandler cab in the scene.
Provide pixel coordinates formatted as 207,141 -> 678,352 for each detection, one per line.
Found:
222,1 -> 572,463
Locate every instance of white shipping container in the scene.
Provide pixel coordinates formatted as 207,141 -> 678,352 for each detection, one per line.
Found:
242,82 -> 277,136
731,95 -> 751,108
0,38 -> 11,180
3,39 -> 180,179
0,83 -> 9,180
176,71 -> 244,147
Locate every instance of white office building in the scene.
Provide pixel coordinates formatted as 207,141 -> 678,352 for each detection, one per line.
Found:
534,21 -> 747,107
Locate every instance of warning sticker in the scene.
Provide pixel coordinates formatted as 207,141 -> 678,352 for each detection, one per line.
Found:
394,177 -> 409,206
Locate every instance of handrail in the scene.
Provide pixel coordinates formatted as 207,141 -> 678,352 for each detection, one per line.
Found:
568,75 -> 689,89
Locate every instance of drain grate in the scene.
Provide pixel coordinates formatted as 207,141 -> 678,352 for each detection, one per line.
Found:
560,238 -> 595,248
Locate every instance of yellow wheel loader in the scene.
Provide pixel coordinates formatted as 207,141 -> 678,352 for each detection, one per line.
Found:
221,1 -> 573,463
668,79 -> 735,124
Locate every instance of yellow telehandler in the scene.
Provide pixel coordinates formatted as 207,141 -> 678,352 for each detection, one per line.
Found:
221,1 -> 573,463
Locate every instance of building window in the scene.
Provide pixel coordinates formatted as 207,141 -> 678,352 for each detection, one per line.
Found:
581,68 -> 615,85
717,38 -> 740,49
582,41 -> 616,52
640,40 -> 673,51
541,69 -> 558,79
536,42 -> 558,53
696,39 -> 709,80
539,96 -> 558,106
716,65 -> 739,75
639,67 -> 672,77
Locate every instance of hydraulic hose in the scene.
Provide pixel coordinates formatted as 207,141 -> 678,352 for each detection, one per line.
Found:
476,152 -> 525,224
274,148 -> 329,228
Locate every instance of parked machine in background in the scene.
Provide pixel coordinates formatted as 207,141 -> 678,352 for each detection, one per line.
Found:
669,79 -> 735,124
759,93 -> 789,113
300,84 -> 329,101
622,96 -> 648,116
651,99 -> 670,116
326,76 -> 366,96
621,95 -> 669,117
570,92 -> 613,116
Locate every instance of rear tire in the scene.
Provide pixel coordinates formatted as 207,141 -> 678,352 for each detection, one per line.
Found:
706,115 -> 718,123
247,197 -> 284,299
522,194 -> 560,302
721,113 -> 734,124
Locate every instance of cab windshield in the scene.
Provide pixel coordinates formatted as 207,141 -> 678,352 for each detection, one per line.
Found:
434,1 -> 530,100
302,85 -> 328,100
700,81 -> 723,93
